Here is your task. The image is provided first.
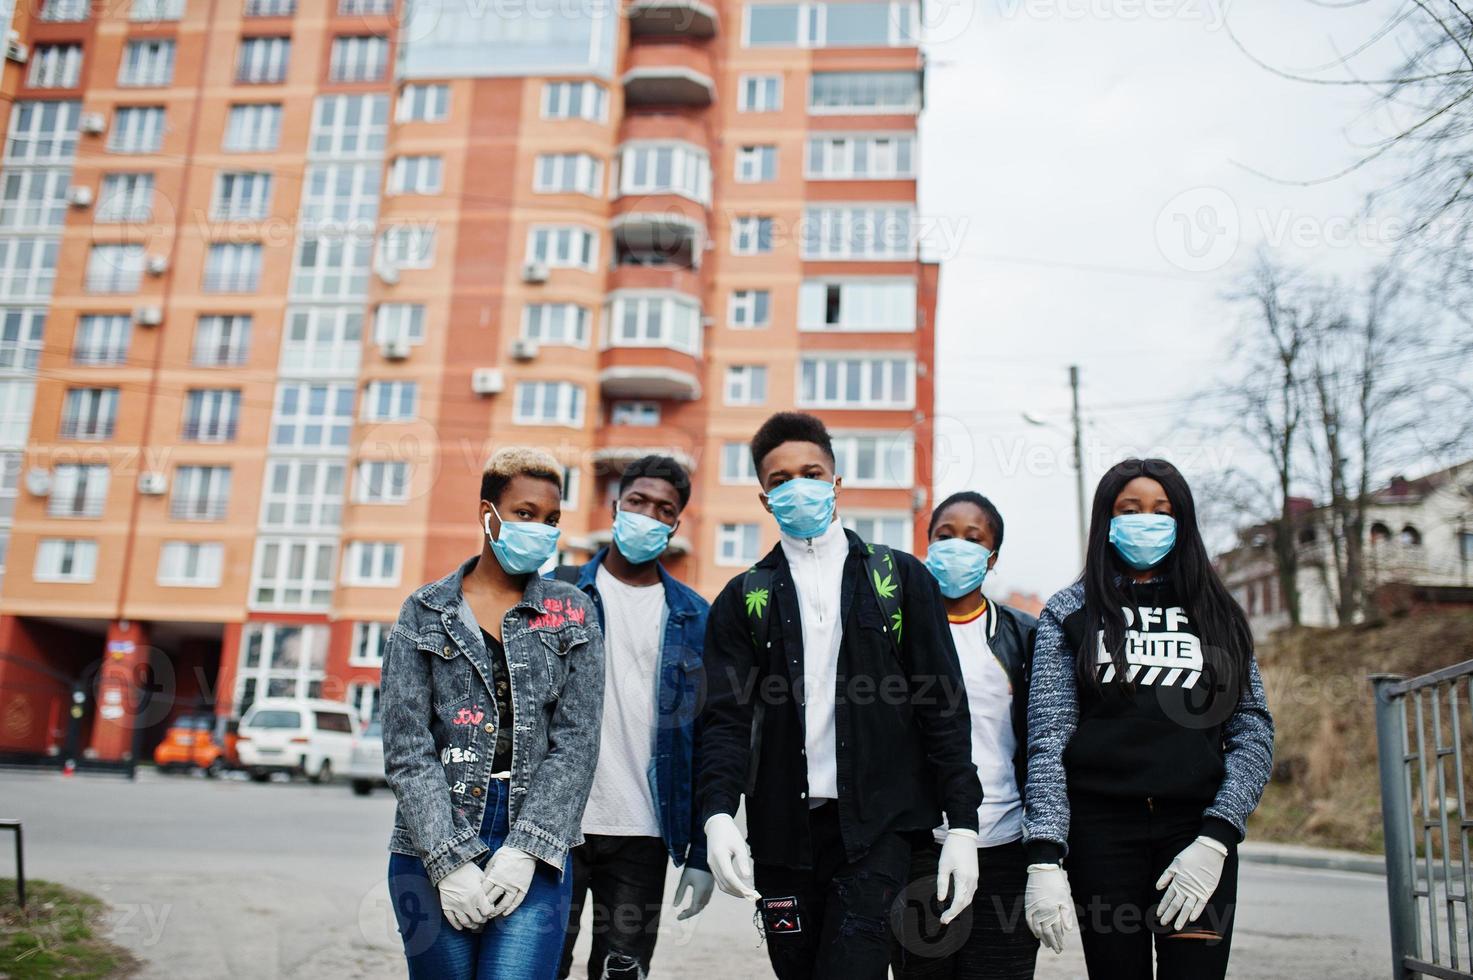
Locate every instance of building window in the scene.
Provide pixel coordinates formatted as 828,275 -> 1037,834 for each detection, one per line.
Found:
204,242 -> 263,292
743,1 -> 916,47
397,83 -> 449,122
610,401 -> 660,427
158,541 -> 224,587
292,235 -> 371,300
49,464 -> 109,517
0,382 -> 36,445
729,289 -> 771,328
799,355 -> 913,408
842,512 -> 910,550
39,0 -> 89,21
372,303 -> 425,346
35,539 -> 97,582
211,172 -> 273,221
61,387 -> 118,440
832,432 -> 912,487
0,169 -> 70,229
522,304 -> 590,347
720,442 -> 758,484
605,292 -> 701,354
281,307 -> 361,374
730,216 -> 774,255
74,314 -> 132,365
526,225 -> 598,271
0,310 -> 46,371
356,460 -> 408,504
224,104 -> 282,151
560,465 -> 580,509
717,523 -> 760,566
108,106 -> 167,153
249,539 -> 336,610
234,623 -> 329,714
119,39 -> 176,86
1461,531 -> 1473,563
724,365 -> 768,405
0,238 -> 59,299
244,0 -> 296,15
28,44 -> 83,88
330,36 -> 388,82
193,314 -> 252,367
343,541 -> 401,586
615,142 -> 710,203
362,380 -> 418,421
271,383 -> 355,450
261,459 -> 344,529
738,74 -> 782,112
735,145 -> 777,183
799,278 -> 916,331
171,465 -> 231,520
809,70 -> 922,114
346,682 -> 380,722
86,243 -> 145,293
182,388 -> 241,442
806,132 -> 915,179
513,382 -> 584,427
541,81 -> 607,122
309,94 -> 389,157
96,173 -> 154,223
131,0 -> 185,21
350,621 -> 392,666
237,37 -> 290,84
800,205 -> 914,260
6,101 -> 81,163
377,223 -> 435,269
301,163 -> 379,226
534,153 -> 603,196
388,155 -> 442,195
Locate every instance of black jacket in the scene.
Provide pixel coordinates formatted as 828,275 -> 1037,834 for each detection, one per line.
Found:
977,598 -> 1037,799
696,529 -> 982,869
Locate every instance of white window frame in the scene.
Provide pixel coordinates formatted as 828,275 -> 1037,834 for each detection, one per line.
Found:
521,303 -> 590,347
355,460 -> 409,504
131,0 -> 185,21
800,204 -> 915,260
397,83 -> 449,123
249,538 -> 336,611
96,172 -> 154,223
513,381 -> 585,427
738,74 -> 782,112
387,155 -> 443,195
735,144 -> 777,183
372,303 -> 425,346
350,621 -> 392,666
171,465 -> 232,520
5,101 -> 81,163
61,387 -> 118,440
603,291 -> 702,355
301,162 -> 379,226
533,152 -> 603,196
525,225 -> 598,271
729,289 -> 771,328
280,306 -> 361,375
39,0 -> 89,21
157,541 -> 225,587
182,388 -> 241,442
233,622 -> 330,714
74,314 -> 132,365
192,314 -> 252,367
798,353 -> 915,409
0,238 -> 59,300
309,94 -> 389,158
34,539 -> 97,582
85,243 -> 145,293
743,3 -> 918,49
615,141 -> 711,203
270,382 -> 355,451
343,541 -> 402,587
730,216 -> 774,255
0,309 -> 46,371
211,171 -> 273,220
831,431 -> 914,487
560,465 -> 580,509
842,511 -> 911,551
0,168 -> 71,229
203,242 -> 263,292
260,458 -> 345,529
28,44 -> 83,88
798,277 -> 916,332
224,103 -> 282,152
541,81 -> 607,122
119,39 -> 176,87
362,380 -> 418,421
49,463 -> 109,517
609,400 -> 660,426
724,365 -> 768,405
329,35 -> 389,83
716,523 -> 760,566
720,442 -> 758,484
808,70 -> 922,115
236,36 -> 291,84
805,132 -> 916,179
377,223 -> 436,270
291,234 -> 371,300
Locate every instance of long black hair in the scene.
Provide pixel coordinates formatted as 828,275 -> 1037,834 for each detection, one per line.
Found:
1079,458 -> 1253,693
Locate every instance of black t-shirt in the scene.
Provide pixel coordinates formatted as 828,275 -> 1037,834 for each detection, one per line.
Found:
481,628 -> 514,773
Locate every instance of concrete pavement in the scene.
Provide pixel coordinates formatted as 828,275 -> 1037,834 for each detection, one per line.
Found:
1,770 -> 1391,978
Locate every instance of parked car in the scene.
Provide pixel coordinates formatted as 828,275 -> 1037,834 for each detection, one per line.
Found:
153,714 -> 229,776
347,719 -> 387,796
236,698 -> 358,783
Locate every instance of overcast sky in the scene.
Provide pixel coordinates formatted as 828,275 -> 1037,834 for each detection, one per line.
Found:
918,0 -> 1418,599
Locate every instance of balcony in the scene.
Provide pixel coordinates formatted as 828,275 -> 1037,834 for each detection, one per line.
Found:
627,0 -> 718,39
599,347 -> 702,400
591,445 -> 697,474
621,45 -> 715,107
612,211 -> 704,269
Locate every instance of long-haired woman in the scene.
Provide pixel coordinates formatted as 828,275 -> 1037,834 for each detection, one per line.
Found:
381,447 -> 605,980
1021,458 -> 1274,980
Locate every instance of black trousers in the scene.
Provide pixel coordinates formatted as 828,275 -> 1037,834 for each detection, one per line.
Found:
1067,793 -> 1238,980
558,834 -> 668,980
752,801 -> 911,980
892,837 -> 1039,979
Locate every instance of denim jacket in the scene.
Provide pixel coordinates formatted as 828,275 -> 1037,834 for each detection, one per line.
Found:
382,555 -> 605,885
561,548 -> 710,871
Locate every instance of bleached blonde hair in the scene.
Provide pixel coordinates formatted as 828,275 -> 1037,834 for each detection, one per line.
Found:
481,446 -> 563,503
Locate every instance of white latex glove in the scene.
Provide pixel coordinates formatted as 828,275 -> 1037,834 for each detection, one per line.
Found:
1155,836 -> 1228,931
936,829 -> 979,925
481,846 -> 538,917
1024,863 -> 1076,954
704,813 -> 759,900
672,865 -> 715,920
437,860 -> 494,931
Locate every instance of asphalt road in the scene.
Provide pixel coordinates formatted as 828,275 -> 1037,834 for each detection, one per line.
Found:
1,770 -> 1391,978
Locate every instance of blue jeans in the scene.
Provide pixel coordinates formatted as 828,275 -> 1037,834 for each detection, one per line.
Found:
389,779 -> 573,980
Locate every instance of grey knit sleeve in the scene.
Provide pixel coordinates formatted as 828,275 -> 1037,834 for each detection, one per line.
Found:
1021,583 -> 1084,864
1202,653 -> 1275,846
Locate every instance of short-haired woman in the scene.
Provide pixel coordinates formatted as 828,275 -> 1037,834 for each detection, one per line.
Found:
382,447 -> 605,980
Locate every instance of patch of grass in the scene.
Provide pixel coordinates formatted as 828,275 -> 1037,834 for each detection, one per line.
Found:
0,878 -> 139,979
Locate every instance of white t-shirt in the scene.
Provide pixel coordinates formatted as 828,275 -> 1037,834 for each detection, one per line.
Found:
779,518 -> 848,802
936,604 -> 1024,846
581,564 -> 666,837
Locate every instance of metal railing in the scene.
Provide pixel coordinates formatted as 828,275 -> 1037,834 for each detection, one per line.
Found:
1374,663 -> 1473,979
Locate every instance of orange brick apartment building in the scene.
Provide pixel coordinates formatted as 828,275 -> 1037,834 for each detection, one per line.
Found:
0,0 -> 938,761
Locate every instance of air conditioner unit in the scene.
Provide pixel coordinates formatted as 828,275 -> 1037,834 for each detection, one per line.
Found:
510,337 -> 539,361
146,254 -> 169,276
134,306 -> 164,326
138,472 -> 168,496
80,112 -> 107,135
5,37 -> 28,65
66,186 -> 94,207
374,261 -> 400,285
521,262 -> 549,284
381,338 -> 411,361
25,468 -> 50,497
471,368 -> 504,395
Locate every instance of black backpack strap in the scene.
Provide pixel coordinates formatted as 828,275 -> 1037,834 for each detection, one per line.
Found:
740,565 -> 774,799
863,543 -> 904,655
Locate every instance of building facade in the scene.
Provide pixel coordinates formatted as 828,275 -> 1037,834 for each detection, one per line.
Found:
0,0 -> 938,761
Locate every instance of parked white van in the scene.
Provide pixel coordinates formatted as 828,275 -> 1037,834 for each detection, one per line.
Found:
236,698 -> 358,783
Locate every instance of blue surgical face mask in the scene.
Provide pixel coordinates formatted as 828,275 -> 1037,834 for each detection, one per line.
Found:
764,477 -> 837,540
924,538 -> 993,599
485,501 -> 560,575
612,506 -> 674,565
1108,514 -> 1177,570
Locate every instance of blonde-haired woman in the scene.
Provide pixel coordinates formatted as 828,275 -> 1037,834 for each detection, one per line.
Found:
382,447 -> 605,980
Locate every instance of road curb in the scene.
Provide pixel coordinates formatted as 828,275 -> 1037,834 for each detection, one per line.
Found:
1239,843 -> 1385,876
